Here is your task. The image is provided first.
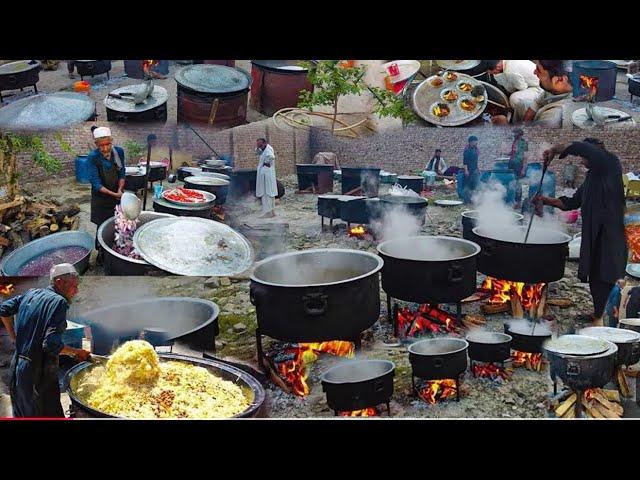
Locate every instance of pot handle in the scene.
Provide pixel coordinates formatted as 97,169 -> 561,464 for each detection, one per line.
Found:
632,343 -> 640,356
481,239 -> 495,257
7,75 -> 18,86
433,357 -> 444,368
302,292 -> 328,316
447,264 -> 464,283
375,380 -> 385,392
566,361 -> 581,376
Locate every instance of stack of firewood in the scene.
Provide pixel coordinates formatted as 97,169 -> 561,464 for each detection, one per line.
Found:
462,314 -> 486,329
553,389 -> 624,419
0,196 -> 81,257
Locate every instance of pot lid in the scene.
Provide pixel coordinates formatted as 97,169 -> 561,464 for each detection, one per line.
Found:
0,60 -> 41,75
408,338 -> 469,356
543,334 -> 611,356
320,360 -> 395,385
125,166 -> 145,175
378,194 -> 427,205
505,319 -> 552,338
466,331 -> 512,344
620,318 -> 640,327
104,85 -> 168,113
251,60 -> 307,72
0,92 -> 95,132
175,64 -> 251,93
133,217 -> 254,276
578,326 -> 640,344
185,175 -> 230,186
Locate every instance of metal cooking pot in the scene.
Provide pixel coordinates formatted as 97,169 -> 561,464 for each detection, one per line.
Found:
184,176 -> 229,205
544,335 -> 618,391
64,353 -> 265,418
321,359 -> 395,414
408,338 -> 468,380
376,194 -> 428,225
461,210 -> 524,242
250,249 -> 383,342
466,331 -> 512,363
377,236 -> 480,304
504,319 -> 552,354
177,166 -> 202,182
473,225 -> 571,283
619,318 -> 640,334
578,326 -> 640,367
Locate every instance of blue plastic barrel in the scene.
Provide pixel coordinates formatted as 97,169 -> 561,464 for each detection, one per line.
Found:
480,169 -> 517,204
75,155 -> 91,183
528,170 -> 556,198
525,162 -> 542,179
456,171 -> 465,200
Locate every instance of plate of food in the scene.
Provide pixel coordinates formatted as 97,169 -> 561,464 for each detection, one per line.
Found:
162,187 -> 215,206
412,73 -> 488,126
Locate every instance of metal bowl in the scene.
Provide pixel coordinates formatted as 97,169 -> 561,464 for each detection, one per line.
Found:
0,231 -> 93,276
64,352 -> 264,418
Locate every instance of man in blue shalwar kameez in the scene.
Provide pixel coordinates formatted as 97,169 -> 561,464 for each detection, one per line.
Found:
0,264 -> 90,417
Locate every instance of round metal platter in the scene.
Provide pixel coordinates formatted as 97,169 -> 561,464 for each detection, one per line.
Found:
572,107 -> 636,129
436,60 -> 481,71
185,176 -> 229,187
175,64 -> 251,94
543,334 -> 611,356
104,85 -> 168,113
412,72 -> 488,126
0,60 -> 41,75
578,326 -> 640,344
133,217 -> 254,276
435,199 -> 463,207
0,92 -> 95,132
162,188 -> 216,207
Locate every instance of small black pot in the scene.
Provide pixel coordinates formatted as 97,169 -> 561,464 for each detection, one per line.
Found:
466,331 -> 512,363
397,175 -> 424,194
321,360 -> 395,414
504,320 -> 552,354
408,338 -> 468,380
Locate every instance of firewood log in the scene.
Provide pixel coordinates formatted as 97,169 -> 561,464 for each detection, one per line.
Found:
584,400 -> 604,419
38,225 -> 50,238
555,393 -> 577,417
591,391 -> 623,416
562,406 -> 576,419
591,400 -> 620,419
481,303 -> 510,315
547,298 -> 574,308
601,389 -> 621,403
617,368 -> 631,397
510,296 -> 524,318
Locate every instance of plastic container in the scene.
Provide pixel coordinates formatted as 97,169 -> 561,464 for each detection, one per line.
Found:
75,155 -> 91,183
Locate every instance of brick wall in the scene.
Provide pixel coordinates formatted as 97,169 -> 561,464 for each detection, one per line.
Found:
15,119 -> 310,183
309,125 -> 640,185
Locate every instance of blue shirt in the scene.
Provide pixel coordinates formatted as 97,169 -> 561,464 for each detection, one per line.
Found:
605,284 -> 622,317
463,146 -> 479,174
87,146 -> 126,192
0,287 -> 69,358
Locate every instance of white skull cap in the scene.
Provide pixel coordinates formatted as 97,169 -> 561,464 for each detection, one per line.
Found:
50,263 -> 78,281
93,126 -> 112,139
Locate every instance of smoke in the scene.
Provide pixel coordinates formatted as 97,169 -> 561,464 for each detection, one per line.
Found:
371,204 -> 422,242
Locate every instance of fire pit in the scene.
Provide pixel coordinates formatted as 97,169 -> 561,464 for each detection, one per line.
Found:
0,60 -> 41,102
175,64 -> 252,127
75,60 -> 112,80
64,352 -> 265,418
572,60 -> 617,102
321,359 -> 395,416
97,212 -> 175,276
0,231 -> 93,276
377,236 -> 480,332
473,226 -> 571,284
250,249 -> 384,371
408,338 -> 468,402
104,84 -> 168,122
250,60 -> 313,116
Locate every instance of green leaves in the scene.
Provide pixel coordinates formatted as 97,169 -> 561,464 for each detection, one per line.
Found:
123,139 -> 146,159
368,86 -> 417,126
0,131 -> 66,174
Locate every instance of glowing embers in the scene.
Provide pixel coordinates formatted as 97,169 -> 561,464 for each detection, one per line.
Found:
339,407 -> 378,417
471,362 -> 512,381
480,277 -> 547,318
397,304 -> 460,338
265,341 -> 355,397
579,75 -> 599,101
511,350 -> 544,371
417,378 -> 458,404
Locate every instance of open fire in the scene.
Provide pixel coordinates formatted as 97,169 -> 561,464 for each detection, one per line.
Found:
142,60 -> 159,76
339,407 -> 378,417
417,379 -> 457,404
348,225 -> 366,238
397,304 -> 460,338
579,75 -> 599,101
266,341 -> 355,396
472,363 -> 512,381
511,350 -> 544,371
480,277 -> 546,318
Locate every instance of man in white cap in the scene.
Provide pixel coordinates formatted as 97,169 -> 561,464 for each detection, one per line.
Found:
87,126 -> 126,264
0,264 -> 90,417
255,138 -> 278,218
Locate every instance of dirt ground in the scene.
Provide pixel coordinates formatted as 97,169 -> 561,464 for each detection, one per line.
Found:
2,173 -> 638,418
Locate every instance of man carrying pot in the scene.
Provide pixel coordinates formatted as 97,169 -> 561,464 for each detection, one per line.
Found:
534,138 -> 627,326
87,127 -> 126,264
0,264 -> 90,417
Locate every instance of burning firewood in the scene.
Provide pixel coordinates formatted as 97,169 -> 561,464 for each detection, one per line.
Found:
584,389 -> 624,419
480,303 -> 511,315
616,368 -> 631,398
555,393 -> 577,417
462,314 -> 486,329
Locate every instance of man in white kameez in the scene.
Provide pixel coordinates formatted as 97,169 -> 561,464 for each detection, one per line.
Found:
485,60 -> 544,122
255,138 -> 277,218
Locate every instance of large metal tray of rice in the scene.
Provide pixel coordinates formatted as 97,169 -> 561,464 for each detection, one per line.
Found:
65,341 -> 264,418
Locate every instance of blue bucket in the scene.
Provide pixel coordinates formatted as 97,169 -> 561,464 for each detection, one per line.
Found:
75,155 -> 91,184
481,169 -> 517,204
456,171 -> 465,200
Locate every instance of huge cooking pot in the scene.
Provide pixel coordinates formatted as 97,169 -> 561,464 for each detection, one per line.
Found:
544,335 -> 618,391
461,210 -> 524,242
97,212 -> 175,275
473,225 -> 571,283
408,338 -> 468,380
377,236 -> 480,304
578,326 -> 640,367
376,195 -> 428,225
619,318 -> 640,334
250,249 -> 384,342
64,352 -> 265,418
184,176 -> 229,205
